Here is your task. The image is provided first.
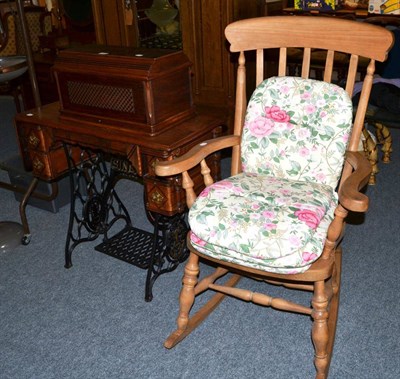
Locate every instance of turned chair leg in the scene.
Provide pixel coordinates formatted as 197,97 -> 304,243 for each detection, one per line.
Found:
176,253 -> 200,331
164,254 -> 241,349
164,252 -> 199,348
311,281 -> 330,379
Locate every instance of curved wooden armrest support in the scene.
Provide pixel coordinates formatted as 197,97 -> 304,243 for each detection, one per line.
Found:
339,151 -> 371,212
155,135 -> 241,177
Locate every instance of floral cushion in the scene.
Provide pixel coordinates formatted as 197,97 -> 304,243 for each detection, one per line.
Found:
242,76 -> 353,188
189,174 -> 337,273
189,76 -> 353,273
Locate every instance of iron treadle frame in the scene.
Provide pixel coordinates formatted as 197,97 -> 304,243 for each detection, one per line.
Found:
63,143 -> 188,302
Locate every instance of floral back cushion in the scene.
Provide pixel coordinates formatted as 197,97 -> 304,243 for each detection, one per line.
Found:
241,76 -> 353,189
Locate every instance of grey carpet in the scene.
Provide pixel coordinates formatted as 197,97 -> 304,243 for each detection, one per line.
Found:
0,96 -> 399,378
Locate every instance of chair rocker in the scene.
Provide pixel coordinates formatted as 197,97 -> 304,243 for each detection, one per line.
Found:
155,16 -> 393,378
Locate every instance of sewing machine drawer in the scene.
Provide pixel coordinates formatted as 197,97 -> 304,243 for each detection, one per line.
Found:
27,149 -> 64,179
26,147 -> 84,180
18,124 -> 57,152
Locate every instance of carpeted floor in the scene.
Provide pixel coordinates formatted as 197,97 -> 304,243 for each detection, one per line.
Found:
0,96 -> 399,378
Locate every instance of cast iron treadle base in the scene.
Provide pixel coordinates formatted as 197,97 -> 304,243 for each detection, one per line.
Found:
94,226 -> 164,269
63,143 -> 189,302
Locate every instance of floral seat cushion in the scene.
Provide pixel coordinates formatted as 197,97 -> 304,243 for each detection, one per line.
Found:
189,174 -> 337,274
188,76 -> 353,274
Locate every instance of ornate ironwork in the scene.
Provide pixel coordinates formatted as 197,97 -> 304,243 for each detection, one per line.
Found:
63,143 -> 132,268
63,142 -> 189,301
144,212 -> 188,301
95,211 -> 189,301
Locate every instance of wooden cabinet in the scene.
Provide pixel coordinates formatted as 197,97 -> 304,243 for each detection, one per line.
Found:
171,0 -> 263,128
179,0 -> 261,122
91,0 -> 263,131
91,0 -> 140,47
52,46 -> 194,136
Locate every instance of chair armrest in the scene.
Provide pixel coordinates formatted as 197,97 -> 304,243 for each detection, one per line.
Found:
155,135 -> 241,177
338,151 -> 371,212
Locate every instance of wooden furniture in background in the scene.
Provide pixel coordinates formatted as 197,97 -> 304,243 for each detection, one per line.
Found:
15,102 -> 222,214
3,1 -> 264,128
179,0 -> 262,129
91,0 -> 263,131
14,46 -> 224,301
155,16 -> 393,378
15,101 -> 222,301
91,0 -> 137,47
52,46 -> 195,136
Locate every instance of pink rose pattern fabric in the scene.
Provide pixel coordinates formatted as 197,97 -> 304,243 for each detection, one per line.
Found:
189,77 -> 353,273
241,76 -> 352,188
190,174 -> 336,273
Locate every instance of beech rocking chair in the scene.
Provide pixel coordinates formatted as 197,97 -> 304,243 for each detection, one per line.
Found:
155,16 -> 393,378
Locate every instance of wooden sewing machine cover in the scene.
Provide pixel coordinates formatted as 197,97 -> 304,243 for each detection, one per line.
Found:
52,46 -> 195,136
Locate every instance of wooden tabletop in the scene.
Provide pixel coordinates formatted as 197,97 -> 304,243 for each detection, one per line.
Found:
15,102 -> 225,158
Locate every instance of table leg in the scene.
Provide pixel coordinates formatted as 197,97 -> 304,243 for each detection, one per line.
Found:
144,211 -> 189,301
63,143 -> 132,268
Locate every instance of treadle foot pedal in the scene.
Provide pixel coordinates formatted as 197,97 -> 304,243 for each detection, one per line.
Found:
95,226 -> 164,269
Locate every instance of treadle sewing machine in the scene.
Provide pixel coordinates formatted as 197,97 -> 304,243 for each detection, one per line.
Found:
14,46 -> 222,301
